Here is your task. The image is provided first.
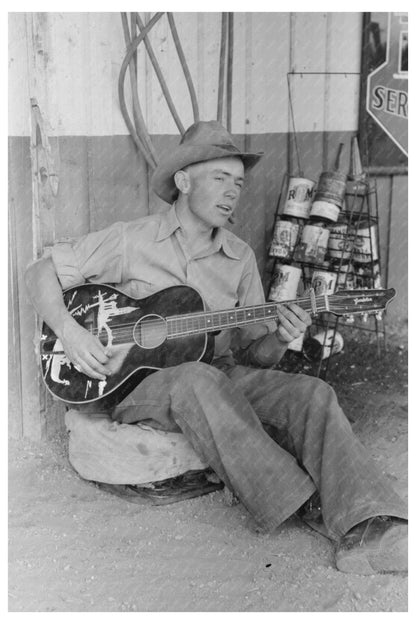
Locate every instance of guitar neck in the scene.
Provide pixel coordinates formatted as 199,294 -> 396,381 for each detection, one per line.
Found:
41,286 -> 394,351
166,293 -> 327,338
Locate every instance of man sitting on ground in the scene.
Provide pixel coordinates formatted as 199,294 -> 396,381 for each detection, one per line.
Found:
25,120 -> 408,576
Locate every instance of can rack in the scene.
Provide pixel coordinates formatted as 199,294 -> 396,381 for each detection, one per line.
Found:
267,174 -> 385,381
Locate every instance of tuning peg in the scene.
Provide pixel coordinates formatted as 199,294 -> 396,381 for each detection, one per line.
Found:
375,311 -> 384,321
344,315 -> 355,324
361,312 -> 369,323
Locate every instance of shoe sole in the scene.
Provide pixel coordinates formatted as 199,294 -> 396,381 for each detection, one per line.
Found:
96,481 -> 223,506
336,524 -> 408,575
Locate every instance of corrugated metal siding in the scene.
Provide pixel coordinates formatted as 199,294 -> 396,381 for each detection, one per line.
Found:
8,12 -> 407,439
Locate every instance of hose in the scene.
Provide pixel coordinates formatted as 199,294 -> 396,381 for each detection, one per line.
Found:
167,12 -> 200,123
130,12 -> 138,74
118,12 -> 164,168
120,13 -> 158,167
119,12 -> 236,165
134,13 -> 185,135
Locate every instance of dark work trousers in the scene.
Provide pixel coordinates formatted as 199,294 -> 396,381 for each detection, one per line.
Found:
112,362 -> 407,539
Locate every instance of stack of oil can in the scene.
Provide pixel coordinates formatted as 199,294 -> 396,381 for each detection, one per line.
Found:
268,137 -> 382,360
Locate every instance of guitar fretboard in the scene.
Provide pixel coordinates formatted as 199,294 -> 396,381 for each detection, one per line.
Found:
165,296 -> 326,338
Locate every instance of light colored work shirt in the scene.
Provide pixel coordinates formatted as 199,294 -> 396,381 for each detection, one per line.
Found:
51,204 -> 276,364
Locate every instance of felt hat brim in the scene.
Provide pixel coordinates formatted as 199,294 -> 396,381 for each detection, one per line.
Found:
151,142 -> 263,204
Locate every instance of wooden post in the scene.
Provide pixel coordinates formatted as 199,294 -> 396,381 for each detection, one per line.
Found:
27,99 -> 66,438
8,176 -> 24,439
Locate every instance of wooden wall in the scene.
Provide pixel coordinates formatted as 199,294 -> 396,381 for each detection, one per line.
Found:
9,13 -> 362,136
8,12 -> 407,439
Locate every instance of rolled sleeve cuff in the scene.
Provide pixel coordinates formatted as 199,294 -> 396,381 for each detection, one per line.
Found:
239,319 -> 277,350
51,242 -> 86,290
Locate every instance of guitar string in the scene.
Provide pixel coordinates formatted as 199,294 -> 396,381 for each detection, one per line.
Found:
105,297 -> 378,333
83,304 -> 300,333
41,293 -> 381,349
41,297 -> 313,345
40,304 -> 380,354
56,289 -> 383,339
61,291 -> 377,335
91,292 -> 380,332
41,306 -> 374,349
112,310 -> 330,341
71,295 -> 327,334
97,302 -> 367,339
42,297 -> 324,346
41,305 -> 333,352
40,308 -> 359,354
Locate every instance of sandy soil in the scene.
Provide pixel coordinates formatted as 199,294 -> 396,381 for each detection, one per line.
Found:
8,339 -> 408,612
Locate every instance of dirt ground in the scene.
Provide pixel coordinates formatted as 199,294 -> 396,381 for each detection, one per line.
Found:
8,333 -> 408,612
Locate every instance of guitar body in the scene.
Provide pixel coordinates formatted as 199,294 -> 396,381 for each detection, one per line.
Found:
40,283 -> 214,407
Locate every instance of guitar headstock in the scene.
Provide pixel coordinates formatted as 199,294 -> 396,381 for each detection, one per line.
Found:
327,288 -> 396,318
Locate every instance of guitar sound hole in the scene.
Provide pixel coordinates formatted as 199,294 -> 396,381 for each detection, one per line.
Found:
134,314 -> 168,349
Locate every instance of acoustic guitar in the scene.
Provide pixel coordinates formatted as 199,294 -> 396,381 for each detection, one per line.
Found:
40,283 -> 396,408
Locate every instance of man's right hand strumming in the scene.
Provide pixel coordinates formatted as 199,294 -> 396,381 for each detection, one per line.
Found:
57,316 -> 111,381
25,256 -> 111,381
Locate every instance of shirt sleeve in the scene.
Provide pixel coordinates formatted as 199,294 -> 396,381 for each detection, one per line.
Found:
51,222 -> 125,290
235,247 -> 277,350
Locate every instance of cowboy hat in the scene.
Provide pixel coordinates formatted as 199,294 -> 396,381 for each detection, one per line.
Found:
151,120 -> 263,204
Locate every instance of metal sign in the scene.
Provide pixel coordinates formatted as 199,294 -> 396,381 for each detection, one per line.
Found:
366,13 -> 408,156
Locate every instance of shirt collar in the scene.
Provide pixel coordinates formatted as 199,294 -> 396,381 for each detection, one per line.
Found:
155,203 -> 241,260
214,228 -> 241,260
155,204 -> 182,241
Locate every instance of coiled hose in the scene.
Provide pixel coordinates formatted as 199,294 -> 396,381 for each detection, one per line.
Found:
119,13 -> 234,165
120,13 -> 158,168
134,13 -> 185,136
167,12 -> 200,123
118,12 -> 164,168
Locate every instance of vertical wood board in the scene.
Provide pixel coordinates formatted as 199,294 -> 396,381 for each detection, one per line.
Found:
8,149 -> 24,439
8,13 -> 31,137
229,12 -> 247,132
326,13 -> 363,72
249,13 -> 291,135
88,136 -> 149,230
198,13 -> 222,123
171,12 -> 201,124
9,137 -> 43,439
388,176 -> 407,319
373,176 -> 392,287
10,12 -> 366,138
145,13 -> 195,134
53,137 -> 91,240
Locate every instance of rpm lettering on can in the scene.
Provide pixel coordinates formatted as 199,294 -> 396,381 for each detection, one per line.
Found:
283,177 -> 315,219
268,264 -> 302,302
311,270 -> 337,295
